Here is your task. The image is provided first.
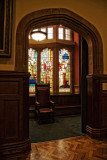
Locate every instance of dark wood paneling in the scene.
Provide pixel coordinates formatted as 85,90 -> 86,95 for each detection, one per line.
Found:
51,94 -> 80,106
0,81 -> 19,95
0,100 -> 5,138
29,94 -> 81,117
0,71 -> 31,156
55,105 -> 81,116
86,74 -> 107,138
5,100 -> 19,138
29,94 -> 80,106
102,93 -> 107,127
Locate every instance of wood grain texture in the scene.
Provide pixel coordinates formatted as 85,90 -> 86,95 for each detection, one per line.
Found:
87,74 -> 107,138
2,136 -> 107,160
0,72 -> 31,156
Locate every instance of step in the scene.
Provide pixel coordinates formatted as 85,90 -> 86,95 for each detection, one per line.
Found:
55,105 -> 81,116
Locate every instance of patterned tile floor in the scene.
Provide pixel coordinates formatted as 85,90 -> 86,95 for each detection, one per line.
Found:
2,135 -> 107,160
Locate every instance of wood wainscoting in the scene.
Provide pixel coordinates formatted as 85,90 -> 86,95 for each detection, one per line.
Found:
29,94 -> 81,117
86,74 -> 107,138
0,71 -> 31,156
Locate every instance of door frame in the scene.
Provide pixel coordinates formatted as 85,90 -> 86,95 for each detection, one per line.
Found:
15,8 -> 103,135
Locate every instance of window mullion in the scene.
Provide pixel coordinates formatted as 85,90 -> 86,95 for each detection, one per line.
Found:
37,49 -> 41,84
70,48 -> 73,93
53,47 -> 59,94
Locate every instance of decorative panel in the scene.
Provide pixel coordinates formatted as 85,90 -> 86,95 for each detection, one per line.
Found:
5,100 -> 19,138
0,81 -> 19,95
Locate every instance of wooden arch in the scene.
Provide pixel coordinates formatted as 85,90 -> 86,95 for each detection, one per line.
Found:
15,8 -> 103,74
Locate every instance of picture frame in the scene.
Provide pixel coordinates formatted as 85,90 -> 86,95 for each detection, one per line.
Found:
0,0 -> 13,57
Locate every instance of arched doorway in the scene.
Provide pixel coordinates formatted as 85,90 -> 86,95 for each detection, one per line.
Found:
15,8 -> 103,74
15,8 -> 103,137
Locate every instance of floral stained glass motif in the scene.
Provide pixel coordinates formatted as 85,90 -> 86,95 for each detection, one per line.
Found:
59,49 -> 70,92
28,48 -> 37,93
41,48 -> 53,92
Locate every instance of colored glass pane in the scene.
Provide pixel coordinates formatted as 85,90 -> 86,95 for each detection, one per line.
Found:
28,48 -> 37,93
40,48 -> 53,92
59,49 -> 70,92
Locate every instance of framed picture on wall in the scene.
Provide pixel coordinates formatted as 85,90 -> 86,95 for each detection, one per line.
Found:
0,0 -> 13,57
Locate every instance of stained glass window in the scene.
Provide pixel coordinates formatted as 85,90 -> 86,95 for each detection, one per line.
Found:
28,25 -> 73,94
40,48 -> 53,92
59,49 -> 70,92
48,27 -> 53,39
58,28 -> 63,39
65,29 -> 70,40
28,48 -> 37,93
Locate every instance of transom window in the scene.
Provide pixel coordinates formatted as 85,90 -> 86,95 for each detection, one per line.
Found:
58,28 -> 64,39
65,29 -> 70,40
41,28 -> 46,32
48,27 -> 53,39
29,25 -> 72,41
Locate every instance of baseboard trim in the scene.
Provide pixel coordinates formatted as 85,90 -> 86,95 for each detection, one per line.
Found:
86,125 -> 107,138
0,138 -> 31,156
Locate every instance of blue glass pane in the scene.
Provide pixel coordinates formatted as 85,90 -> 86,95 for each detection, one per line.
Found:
29,79 -> 36,84
62,53 -> 69,59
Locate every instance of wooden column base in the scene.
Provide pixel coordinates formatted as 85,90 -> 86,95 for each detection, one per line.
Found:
86,125 -> 107,138
0,138 -> 31,156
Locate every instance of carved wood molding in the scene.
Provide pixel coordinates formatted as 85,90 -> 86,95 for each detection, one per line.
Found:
16,8 -> 103,74
86,125 -> 107,138
0,0 -> 13,57
29,42 -> 75,51
0,138 -> 31,156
